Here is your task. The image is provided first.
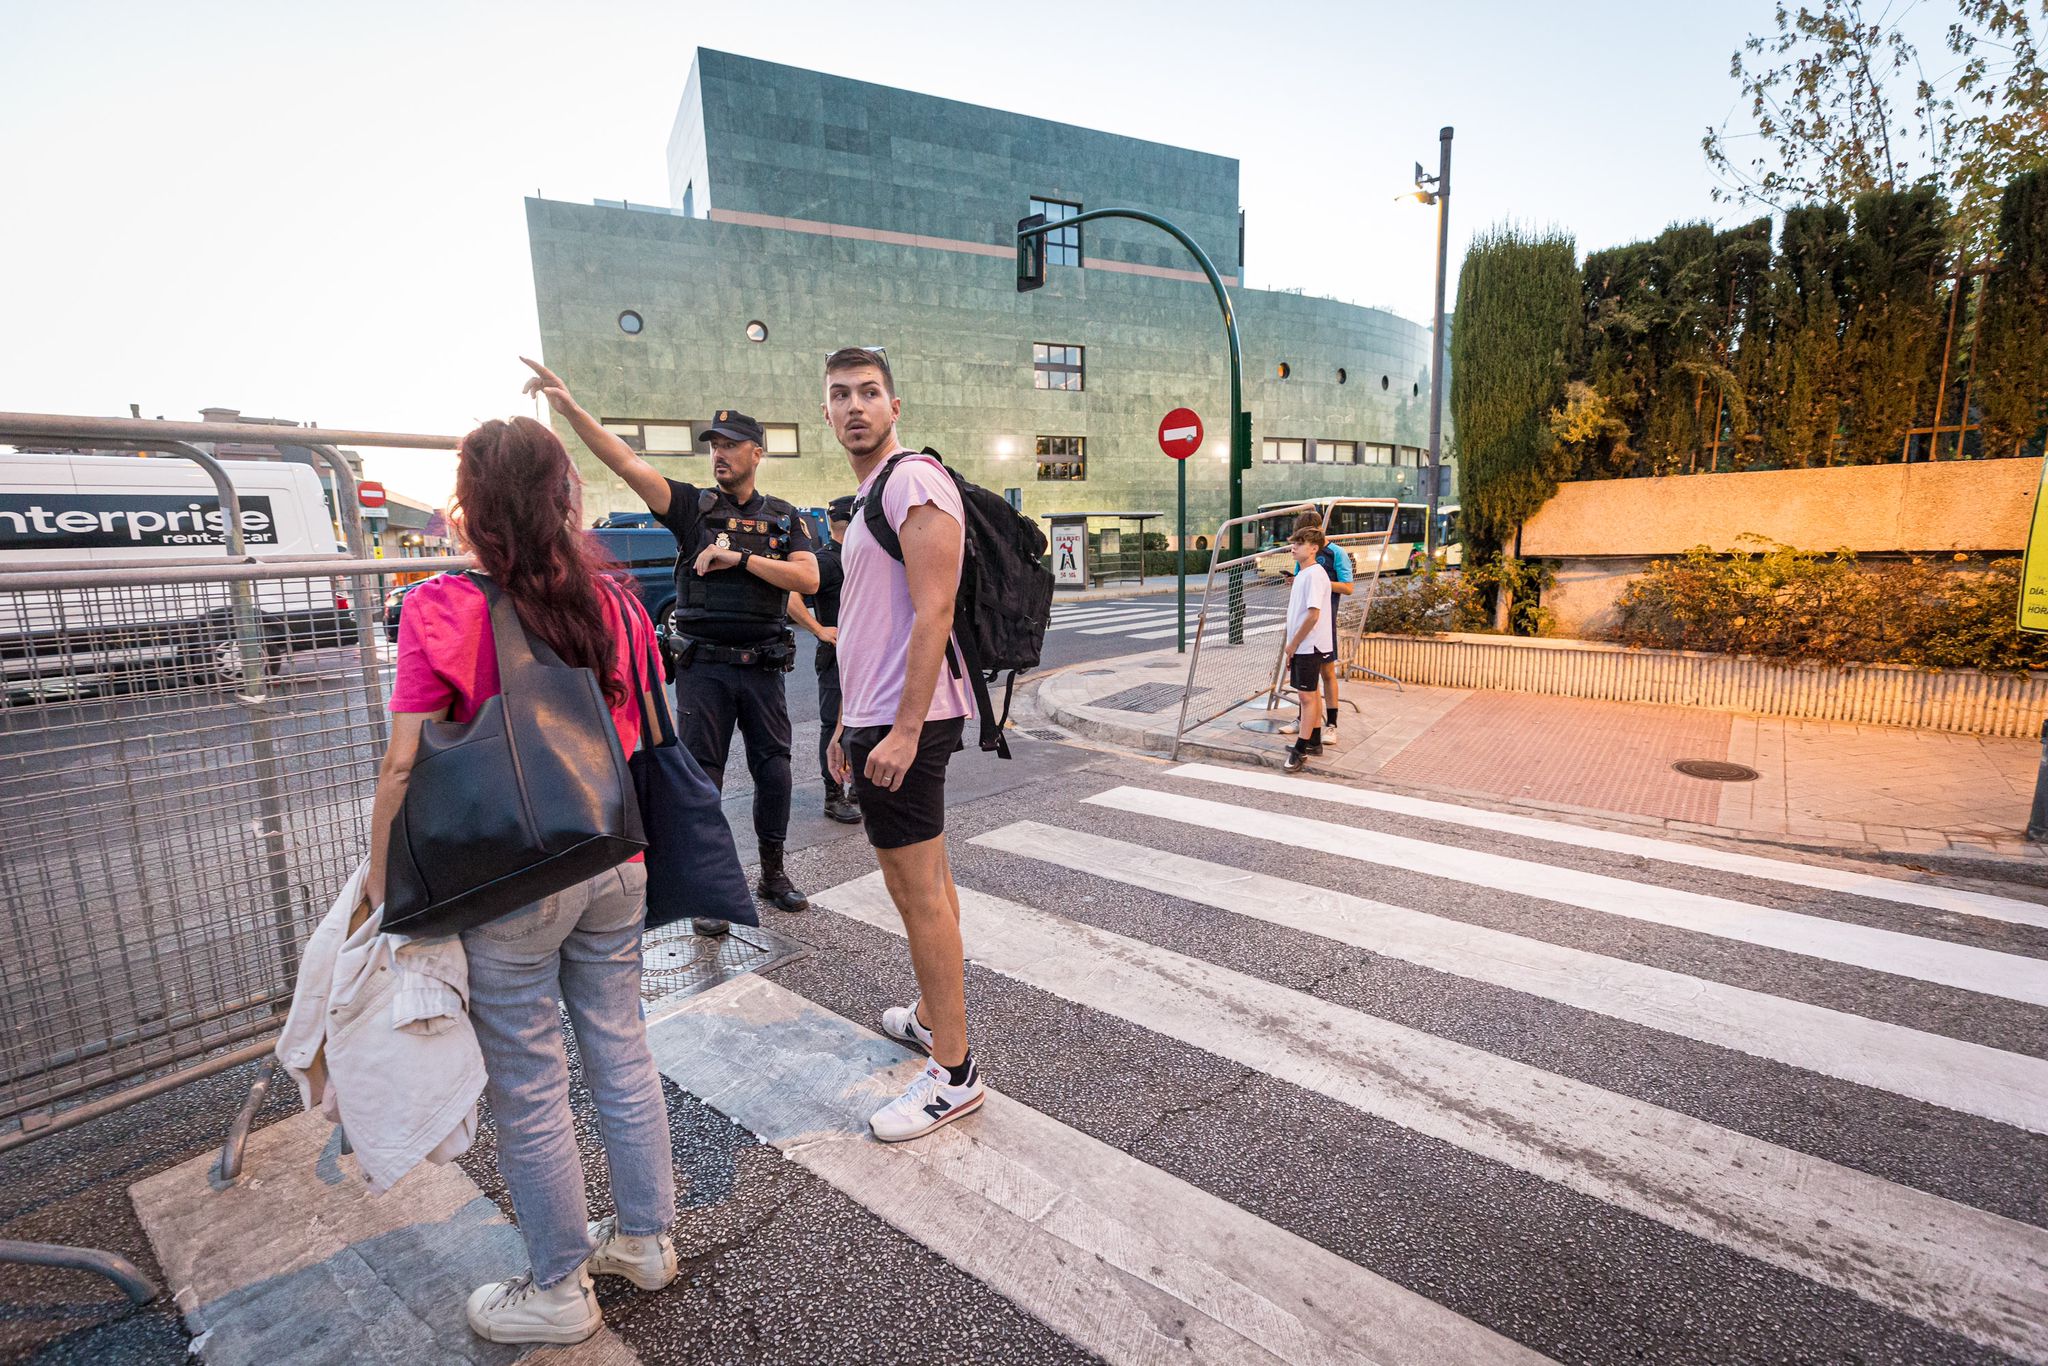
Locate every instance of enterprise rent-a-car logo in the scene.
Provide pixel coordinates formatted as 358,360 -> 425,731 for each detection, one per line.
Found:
0,494 -> 279,551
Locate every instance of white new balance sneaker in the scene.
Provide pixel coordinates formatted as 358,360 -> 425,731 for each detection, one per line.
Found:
869,1057 -> 984,1143
465,1267 -> 602,1345
586,1214 -> 678,1291
879,1002 -> 935,1056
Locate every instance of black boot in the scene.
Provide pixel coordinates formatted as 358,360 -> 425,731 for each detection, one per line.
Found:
757,840 -> 810,913
823,781 -> 862,825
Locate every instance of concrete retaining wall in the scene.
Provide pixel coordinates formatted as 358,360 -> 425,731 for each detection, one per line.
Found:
1350,632 -> 2048,738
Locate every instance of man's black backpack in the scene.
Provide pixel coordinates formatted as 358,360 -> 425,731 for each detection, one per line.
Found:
861,449 -> 1053,758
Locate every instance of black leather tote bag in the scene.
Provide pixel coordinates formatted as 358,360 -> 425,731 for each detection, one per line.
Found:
610,584 -> 758,931
383,573 -> 646,937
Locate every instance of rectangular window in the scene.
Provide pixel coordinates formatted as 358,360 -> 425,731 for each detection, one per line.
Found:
1316,440 -> 1357,464
1363,443 -> 1395,466
1033,343 -> 1084,391
1030,196 -> 1082,267
602,420 -> 702,454
1395,507 -> 1426,541
762,423 -> 800,457
1398,446 -> 1426,467
1261,438 -> 1306,463
1035,434 -> 1086,481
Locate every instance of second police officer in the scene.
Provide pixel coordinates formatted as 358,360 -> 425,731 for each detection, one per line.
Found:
520,360 -> 819,931
788,495 -> 861,826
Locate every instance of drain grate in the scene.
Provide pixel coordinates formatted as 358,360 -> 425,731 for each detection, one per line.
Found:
1673,759 -> 1761,782
1094,682 -> 1198,713
1024,727 -> 1067,740
639,921 -> 805,1004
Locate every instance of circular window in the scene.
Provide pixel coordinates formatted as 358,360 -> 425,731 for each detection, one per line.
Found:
1381,375 -> 1390,390
617,310 -> 643,335
1277,362 -> 1291,379
1336,368 -> 1348,384
1414,381 -> 1421,396
746,320 -> 768,343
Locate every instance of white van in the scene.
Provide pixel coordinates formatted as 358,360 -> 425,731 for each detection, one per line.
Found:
0,452 -> 356,696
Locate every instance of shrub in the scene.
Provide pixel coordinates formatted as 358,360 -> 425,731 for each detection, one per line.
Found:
1602,539 -> 2048,671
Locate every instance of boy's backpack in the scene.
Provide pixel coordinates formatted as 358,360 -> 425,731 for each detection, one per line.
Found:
860,448 -> 1053,759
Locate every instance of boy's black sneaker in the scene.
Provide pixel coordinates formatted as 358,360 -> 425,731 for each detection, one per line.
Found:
1283,742 -> 1309,774
1303,732 -> 1325,756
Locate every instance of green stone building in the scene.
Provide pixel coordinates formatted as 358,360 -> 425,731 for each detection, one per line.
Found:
528,49 -> 1451,546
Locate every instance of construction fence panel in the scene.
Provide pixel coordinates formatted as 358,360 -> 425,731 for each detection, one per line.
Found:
0,554 -> 466,1149
1172,501 -> 1397,752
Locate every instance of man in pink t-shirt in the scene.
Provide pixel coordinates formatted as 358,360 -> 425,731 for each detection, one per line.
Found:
821,346 -> 984,1144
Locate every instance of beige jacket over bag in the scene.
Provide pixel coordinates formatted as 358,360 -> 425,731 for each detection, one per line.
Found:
276,859 -> 485,1193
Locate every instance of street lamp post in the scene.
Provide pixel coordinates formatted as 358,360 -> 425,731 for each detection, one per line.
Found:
1019,208 -> 1249,649
1412,127 -> 1453,558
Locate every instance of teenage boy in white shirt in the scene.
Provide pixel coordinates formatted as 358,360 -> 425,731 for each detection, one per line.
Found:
1282,525 -> 1333,774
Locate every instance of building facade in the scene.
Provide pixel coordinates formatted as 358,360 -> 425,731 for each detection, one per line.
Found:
528,50 -> 1451,542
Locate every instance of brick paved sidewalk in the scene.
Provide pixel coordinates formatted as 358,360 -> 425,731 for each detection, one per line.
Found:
1036,649 -> 2047,880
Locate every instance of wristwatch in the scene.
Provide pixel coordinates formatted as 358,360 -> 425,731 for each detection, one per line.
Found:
739,549 -> 753,572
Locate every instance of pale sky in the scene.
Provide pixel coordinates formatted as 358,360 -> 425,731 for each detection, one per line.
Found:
3,0 -> 1833,506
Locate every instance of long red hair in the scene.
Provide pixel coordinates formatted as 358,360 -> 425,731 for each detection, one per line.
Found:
453,417 -> 628,706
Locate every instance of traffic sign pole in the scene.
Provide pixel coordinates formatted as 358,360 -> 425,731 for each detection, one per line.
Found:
1156,408 -> 1203,652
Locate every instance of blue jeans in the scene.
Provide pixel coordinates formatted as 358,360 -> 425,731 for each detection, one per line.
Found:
462,862 -> 675,1288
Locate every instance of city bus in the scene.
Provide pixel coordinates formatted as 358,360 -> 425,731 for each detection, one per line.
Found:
1252,498 -> 1461,575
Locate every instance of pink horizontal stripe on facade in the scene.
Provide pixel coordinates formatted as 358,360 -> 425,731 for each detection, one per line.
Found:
706,207 -> 1238,287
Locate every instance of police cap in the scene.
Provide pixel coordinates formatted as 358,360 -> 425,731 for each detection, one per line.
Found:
701,409 -> 766,446
827,494 -> 856,525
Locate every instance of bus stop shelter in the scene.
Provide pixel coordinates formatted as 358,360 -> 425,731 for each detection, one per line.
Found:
1041,511 -> 1165,591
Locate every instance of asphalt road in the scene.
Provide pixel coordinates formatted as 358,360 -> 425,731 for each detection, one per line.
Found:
7,604 -> 2045,1364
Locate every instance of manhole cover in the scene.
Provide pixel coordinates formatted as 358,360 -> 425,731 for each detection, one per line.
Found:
1094,682 -> 1196,713
1673,759 -> 1760,782
639,921 -> 805,1004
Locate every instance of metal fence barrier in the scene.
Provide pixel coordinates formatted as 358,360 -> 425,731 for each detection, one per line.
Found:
0,554 -> 470,1152
1170,501 -> 1399,757
0,414 -> 461,1303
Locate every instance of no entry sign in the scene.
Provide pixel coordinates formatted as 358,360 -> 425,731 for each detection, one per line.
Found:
1157,408 -> 1203,460
356,480 -> 387,509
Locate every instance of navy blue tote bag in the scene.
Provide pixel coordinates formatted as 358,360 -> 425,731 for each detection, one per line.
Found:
613,585 -> 758,930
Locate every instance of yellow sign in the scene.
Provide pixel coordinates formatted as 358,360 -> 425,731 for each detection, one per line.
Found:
2021,459 -> 2048,634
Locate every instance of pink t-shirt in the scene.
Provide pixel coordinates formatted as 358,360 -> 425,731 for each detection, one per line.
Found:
389,573 -> 655,759
838,453 -> 975,728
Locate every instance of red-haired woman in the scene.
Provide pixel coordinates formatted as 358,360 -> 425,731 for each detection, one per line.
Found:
365,416 -> 675,1346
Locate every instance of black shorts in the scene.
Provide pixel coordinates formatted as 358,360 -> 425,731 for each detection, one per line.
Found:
1289,650 -> 1334,692
843,716 -> 966,850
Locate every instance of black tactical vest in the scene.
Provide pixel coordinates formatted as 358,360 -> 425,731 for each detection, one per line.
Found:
675,489 -> 797,637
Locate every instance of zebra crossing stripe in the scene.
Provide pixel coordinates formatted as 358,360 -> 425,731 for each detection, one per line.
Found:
1045,609 -> 1167,631
972,820 -> 2048,1134
1168,762 -> 2048,931
1086,787 -> 2048,1007
813,871 -> 2048,1362
647,973 -> 1547,1366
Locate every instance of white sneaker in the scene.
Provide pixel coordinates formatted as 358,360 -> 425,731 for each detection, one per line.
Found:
465,1267 -> 602,1345
869,1057 -> 984,1143
586,1214 -> 678,1290
879,1003 -> 935,1056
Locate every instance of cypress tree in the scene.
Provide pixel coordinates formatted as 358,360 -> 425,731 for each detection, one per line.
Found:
1838,185 -> 1951,462
1760,204 -> 1852,468
1976,167 -> 2048,456
1450,225 -> 1582,553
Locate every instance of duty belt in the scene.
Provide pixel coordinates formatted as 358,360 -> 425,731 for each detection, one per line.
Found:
672,632 -> 796,673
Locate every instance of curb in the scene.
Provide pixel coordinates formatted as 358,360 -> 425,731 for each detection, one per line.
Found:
1037,673 -> 2048,892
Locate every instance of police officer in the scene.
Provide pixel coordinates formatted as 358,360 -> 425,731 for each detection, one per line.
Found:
521,360 -> 820,930
788,495 -> 861,824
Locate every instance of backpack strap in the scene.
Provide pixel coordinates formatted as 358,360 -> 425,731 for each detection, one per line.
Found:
858,449 -> 946,563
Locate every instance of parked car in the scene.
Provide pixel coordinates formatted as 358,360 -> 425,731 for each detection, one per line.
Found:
383,524 -> 680,643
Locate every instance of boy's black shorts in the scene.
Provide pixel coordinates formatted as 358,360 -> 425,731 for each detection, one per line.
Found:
1289,649 -> 1334,693
842,716 -> 966,849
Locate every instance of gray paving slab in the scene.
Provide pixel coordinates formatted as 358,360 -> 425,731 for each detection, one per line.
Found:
129,1109 -> 634,1365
